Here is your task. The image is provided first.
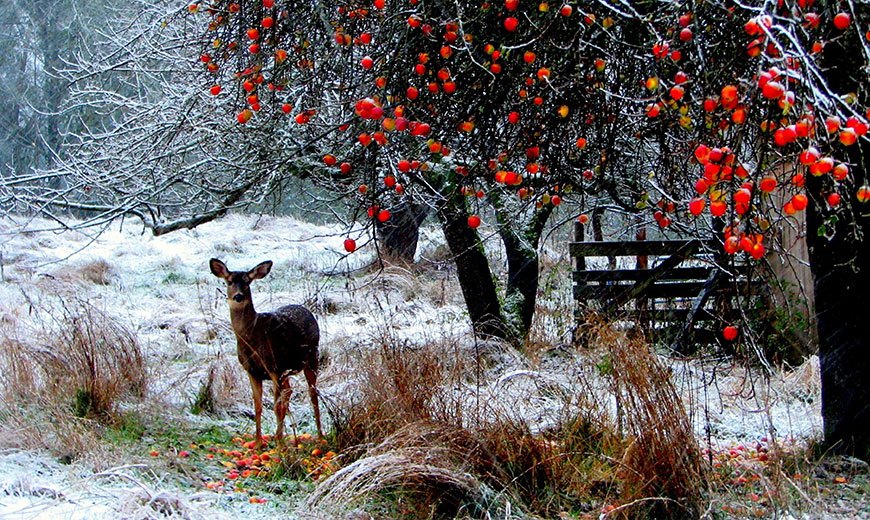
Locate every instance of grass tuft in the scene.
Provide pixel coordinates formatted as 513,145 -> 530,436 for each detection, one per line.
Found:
0,288 -> 146,458
592,319 -> 708,518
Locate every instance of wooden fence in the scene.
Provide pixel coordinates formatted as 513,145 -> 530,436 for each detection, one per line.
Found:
570,221 -> 756,350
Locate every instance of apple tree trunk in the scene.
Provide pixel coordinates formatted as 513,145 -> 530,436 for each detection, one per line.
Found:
808,22 -> 870,460
377,200 -> 429,263
436,191 -> 509,341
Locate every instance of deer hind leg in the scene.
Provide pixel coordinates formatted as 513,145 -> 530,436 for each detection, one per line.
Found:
273,375 -> 293,444
248,374 -> 265,448
303,367 -> 323,438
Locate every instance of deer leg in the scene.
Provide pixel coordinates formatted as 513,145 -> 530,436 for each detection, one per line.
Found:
273,375 -> 292,443
303,368 -> 323,438
248,374 -> 264,448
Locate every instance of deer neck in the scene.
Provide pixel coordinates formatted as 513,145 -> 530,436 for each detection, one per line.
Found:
229,303 -> 260,342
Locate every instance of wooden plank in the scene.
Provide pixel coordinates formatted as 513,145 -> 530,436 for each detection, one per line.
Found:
574,266 -> 713,283
671,268 -> 722,354
573,221 -> 586,271
569,239 -> 716,257
574,307 -> 720,322
574,281 -> 714,300
609,239 -> 702,308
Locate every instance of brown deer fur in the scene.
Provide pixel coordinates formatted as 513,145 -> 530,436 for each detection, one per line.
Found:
210,258 -> 322,445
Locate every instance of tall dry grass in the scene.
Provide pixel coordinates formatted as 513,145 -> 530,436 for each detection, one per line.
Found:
313,332 -> 632,518
313,313 -> 712,519
0,285 -> 146,457
592,320 -> 709,518
329,338 -> 467,458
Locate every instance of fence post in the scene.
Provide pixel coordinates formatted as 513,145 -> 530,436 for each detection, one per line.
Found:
572,219 -> 587,346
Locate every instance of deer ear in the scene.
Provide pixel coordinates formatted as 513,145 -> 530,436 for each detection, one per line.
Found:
248,260 -> 273,280
210,258 -> 229,279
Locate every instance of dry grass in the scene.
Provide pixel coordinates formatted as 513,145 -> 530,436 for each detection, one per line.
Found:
73,258 -> 117,285
592,320 -> 708,518
318,333 -> 634,519
329,338 -> 466,457
0,285 -> 147,459
304,423 -> 498,519
192,354 -> 245,416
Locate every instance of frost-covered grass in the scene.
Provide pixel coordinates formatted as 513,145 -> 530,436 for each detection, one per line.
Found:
0,213 -> 862,519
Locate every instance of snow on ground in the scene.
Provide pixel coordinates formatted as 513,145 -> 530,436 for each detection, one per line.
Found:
0,213 -> 824,518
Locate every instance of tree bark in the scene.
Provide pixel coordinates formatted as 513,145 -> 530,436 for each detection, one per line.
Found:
807,25 -> 870,460
436,193 -> 508,341
377,200 -> 429,263
494,198 -> 552,341
807,149 -> 870,459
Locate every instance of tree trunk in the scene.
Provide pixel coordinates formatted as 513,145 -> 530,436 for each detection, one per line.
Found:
377,200 -> 429,263
807,26 -> 870,460
807,152 -> 870,459
436,193 -> 509,341
495,199 -> 551,341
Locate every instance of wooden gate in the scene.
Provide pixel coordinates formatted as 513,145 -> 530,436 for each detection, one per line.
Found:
570,221 -> 755,350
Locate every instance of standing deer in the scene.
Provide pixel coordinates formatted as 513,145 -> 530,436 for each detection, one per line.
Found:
209,258 -> 323,446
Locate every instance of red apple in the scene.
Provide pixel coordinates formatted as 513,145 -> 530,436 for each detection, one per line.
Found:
833,12 -> 851,30
723,325 -> 739,341
798,147 -> 820,165
759,176 -> 777,193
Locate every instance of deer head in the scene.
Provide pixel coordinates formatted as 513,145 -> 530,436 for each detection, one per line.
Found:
209,258 -> 273,308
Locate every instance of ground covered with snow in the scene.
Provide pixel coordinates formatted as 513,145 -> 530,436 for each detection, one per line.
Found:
0,213 -> 864,519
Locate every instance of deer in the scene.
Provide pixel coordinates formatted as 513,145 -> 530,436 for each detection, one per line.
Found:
209,258 -> 323,447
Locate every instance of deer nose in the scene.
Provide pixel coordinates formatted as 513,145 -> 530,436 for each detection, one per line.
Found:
233,294 -> 245,303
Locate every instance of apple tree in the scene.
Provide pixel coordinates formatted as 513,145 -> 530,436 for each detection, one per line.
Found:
184,0 -> 665,342
185,0 -> 869,457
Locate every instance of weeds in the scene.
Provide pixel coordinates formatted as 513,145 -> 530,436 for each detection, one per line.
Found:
595,320 -> 708,518
318,332 -> 706,518
0,286 -> 146,461
0,290 -> 146,420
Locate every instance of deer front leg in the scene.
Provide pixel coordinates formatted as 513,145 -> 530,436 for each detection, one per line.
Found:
273,375 -> 292,443
303,367 -> 323,438
248,374 -> 265,448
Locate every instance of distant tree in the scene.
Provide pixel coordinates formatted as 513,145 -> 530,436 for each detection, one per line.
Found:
0,0 -> 117,178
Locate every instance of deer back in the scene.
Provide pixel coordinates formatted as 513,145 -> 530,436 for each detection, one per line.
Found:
234,304 -> 319,380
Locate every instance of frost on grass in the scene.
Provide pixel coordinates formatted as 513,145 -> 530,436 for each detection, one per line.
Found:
0,213 -> 834,518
